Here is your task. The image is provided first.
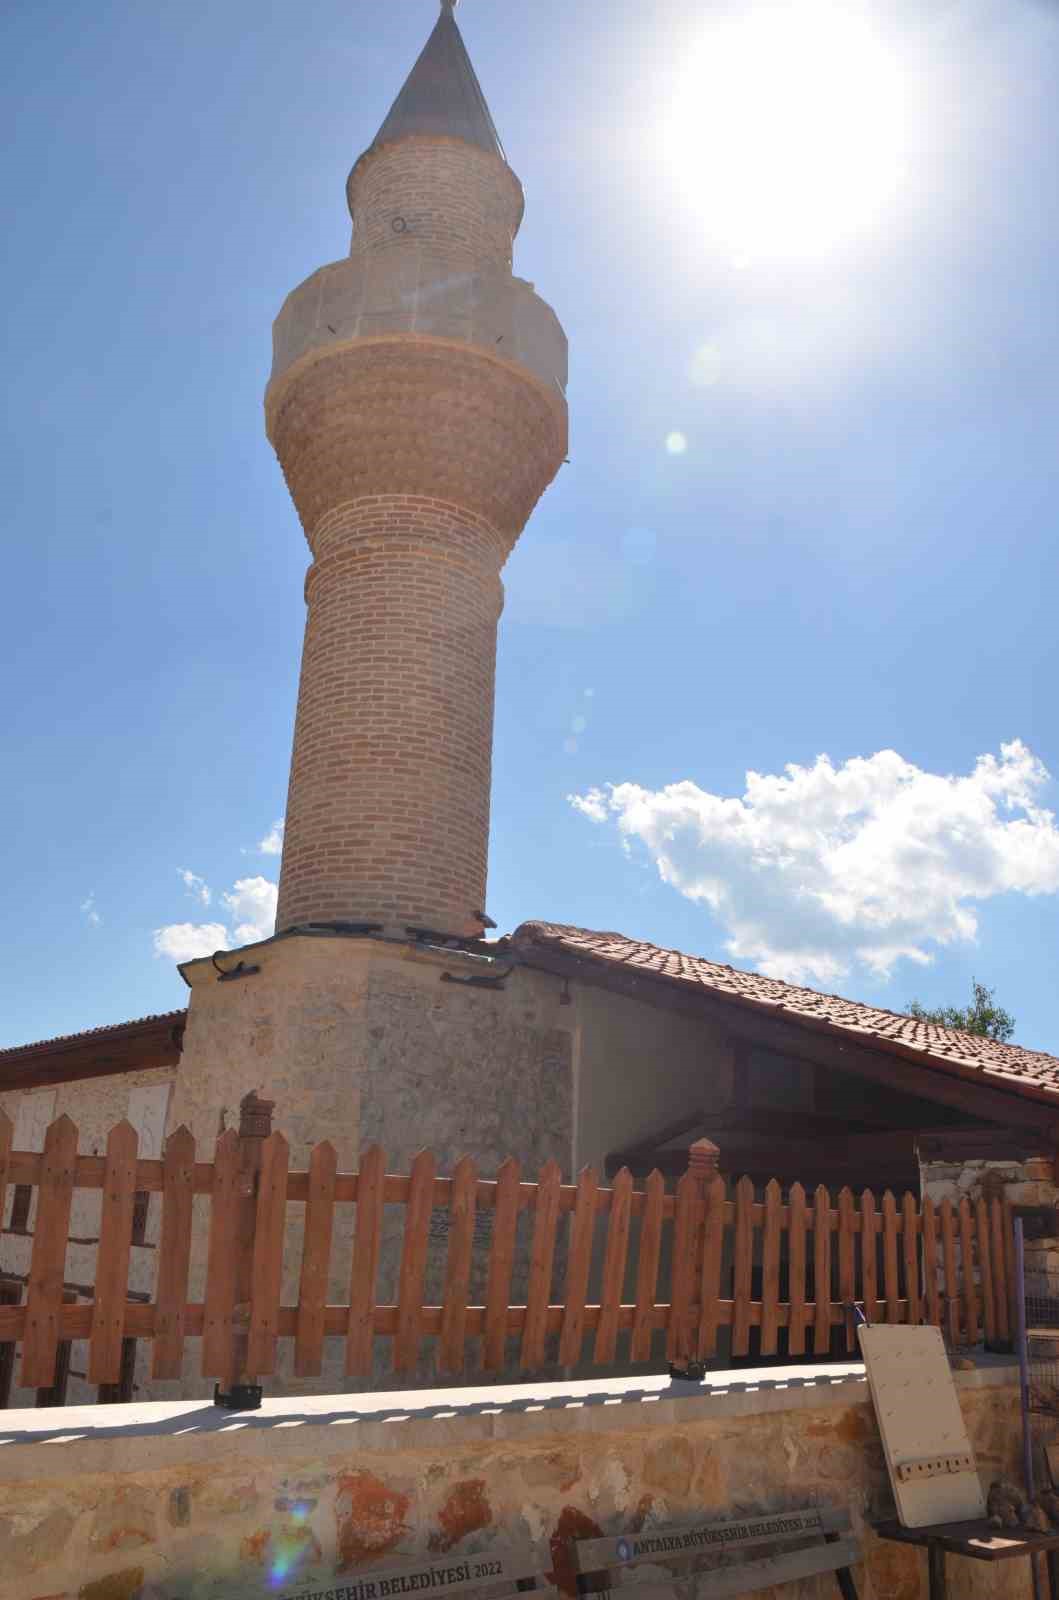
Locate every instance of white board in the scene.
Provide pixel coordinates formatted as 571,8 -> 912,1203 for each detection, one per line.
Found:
858,1323 -> 986,1526
14,1090 -> 56,1152
127,1083 -> 172,1159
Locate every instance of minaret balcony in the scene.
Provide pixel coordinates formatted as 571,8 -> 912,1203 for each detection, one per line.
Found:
267,253 -> 566,407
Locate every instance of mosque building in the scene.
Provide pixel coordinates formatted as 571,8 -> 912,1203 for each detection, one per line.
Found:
2,2 -> 1055,1405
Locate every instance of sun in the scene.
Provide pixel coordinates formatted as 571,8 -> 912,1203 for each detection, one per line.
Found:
664,1 -> 911,261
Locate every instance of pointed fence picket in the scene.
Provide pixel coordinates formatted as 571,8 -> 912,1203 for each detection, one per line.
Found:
0,1111 -> 12,1237
483,1156 -> 520,1371
697,1172 -> 726,1361
788,1182 -> 809,1355
0,1099 -> 1024,1404
346,1141 -> 384,1376
630,1167 -> 664,1362
88,1121 -> 138,1385
439,1155 -> 476,1374
520,1159 -> 561,1369
152,1125 -> 194,1379
20,1116 -> 78,1388
594,1166 -> 632,1365
295,1139 -> 337,1378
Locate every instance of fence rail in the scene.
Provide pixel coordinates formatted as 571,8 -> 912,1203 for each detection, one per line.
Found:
0,1094 -> 1014,1402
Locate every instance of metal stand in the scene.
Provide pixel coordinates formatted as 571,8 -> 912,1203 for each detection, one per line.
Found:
213,1381 -> 263,1411
876,1521 -> 1059,1600
1017,1216 -> 1045,1600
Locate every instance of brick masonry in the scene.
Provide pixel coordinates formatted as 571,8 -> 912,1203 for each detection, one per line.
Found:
267,127 -> 567,935
346,135 -> 525,271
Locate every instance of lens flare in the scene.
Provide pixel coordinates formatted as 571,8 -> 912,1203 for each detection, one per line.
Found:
689,343 -> 723,388
665,432 -> 688,455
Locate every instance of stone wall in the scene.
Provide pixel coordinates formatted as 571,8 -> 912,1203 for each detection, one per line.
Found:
0,1065 -> 177,1410
919,1153 -> 1059,1282
0,1358 -> 1026,1600
167,934 -> 580,1398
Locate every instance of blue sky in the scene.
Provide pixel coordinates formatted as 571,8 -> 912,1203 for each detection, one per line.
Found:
3,0 -> 1059,1051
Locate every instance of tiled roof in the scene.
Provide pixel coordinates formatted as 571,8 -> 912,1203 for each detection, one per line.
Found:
511,922 -> 1059,1105
0,1011 -> 186,1060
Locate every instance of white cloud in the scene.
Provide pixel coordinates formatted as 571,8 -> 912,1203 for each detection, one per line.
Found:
258,819 -> 285,856
570,788 -> 609,824
178,868 -> 211,907
154,870 -> 277,965
221,876 -> 278,945
153,922 -> 230,963
570,740 -> 1059,986
80,894 -> 101,928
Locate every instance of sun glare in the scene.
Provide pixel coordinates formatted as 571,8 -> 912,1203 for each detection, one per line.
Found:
665,1 -> 910,260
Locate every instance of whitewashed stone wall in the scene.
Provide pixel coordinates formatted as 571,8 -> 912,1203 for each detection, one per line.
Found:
0,1066 -> 178,1408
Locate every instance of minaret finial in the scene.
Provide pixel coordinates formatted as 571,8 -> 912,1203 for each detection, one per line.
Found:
441,0 -> 457,11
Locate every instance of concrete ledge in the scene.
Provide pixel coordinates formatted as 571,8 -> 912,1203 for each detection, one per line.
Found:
0,1356 -> 1018,1480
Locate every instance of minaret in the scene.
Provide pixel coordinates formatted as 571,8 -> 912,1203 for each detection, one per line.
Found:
171,8 -> 573,1302
267,0 -> 568,939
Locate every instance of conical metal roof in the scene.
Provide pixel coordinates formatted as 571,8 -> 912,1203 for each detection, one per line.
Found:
372,4 -> 505,161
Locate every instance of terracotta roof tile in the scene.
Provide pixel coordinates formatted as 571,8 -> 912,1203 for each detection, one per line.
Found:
0,1011 -> 186,1060
512,922 -> 1059,1104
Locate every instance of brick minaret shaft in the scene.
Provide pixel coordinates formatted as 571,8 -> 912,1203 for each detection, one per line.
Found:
266,3 -> 568,938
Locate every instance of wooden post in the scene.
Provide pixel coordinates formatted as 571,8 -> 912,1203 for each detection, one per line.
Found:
0,1279 -> 20,1408
672,1139 -> 719,1375
630,1169 -> 664,1363
688,1138 -> 721,1182
36,1289 -> 76,1407
224,1090 -> 274,1403
346,1145 -> 385,1377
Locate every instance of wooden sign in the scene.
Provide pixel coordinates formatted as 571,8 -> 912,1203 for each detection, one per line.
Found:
315,1548 -> 545,1600
576,1507 -> 839,1571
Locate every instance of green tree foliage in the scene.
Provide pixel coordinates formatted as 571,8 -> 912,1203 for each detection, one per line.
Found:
906,979 -> 1015,1043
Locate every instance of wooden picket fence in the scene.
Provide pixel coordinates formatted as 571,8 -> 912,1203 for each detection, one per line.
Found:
0,1095 -> 1014,1401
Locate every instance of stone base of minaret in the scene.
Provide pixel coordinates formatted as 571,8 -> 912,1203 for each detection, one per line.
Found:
167,931 -> 574,1396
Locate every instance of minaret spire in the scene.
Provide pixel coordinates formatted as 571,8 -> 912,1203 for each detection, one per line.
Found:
369,0 -> 502,161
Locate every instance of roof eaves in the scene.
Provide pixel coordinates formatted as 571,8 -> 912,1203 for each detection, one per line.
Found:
0,1010 -> 187,1063
511,922 -> 1059,1111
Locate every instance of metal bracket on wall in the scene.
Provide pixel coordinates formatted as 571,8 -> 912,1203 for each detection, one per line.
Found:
440,965 -> 514,991
407,925 -> 468,947
212,956 -> 262,983
213,1382 -> 263,1411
